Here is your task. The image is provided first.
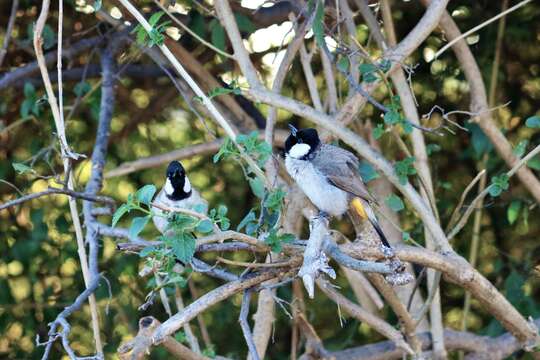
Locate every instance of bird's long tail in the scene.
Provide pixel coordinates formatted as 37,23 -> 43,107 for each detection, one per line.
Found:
350,197 -> 392,248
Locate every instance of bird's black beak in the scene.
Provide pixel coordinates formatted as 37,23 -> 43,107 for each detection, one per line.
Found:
288,124 -> 298,137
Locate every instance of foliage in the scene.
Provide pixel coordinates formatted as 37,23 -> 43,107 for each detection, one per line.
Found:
131,11 -> 171,47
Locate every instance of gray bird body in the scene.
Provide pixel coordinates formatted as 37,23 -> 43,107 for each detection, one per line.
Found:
152,185 -> 207,235
285,143 -> 374,217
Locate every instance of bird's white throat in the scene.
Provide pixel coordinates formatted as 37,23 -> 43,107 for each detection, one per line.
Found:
289,143 -> 311,159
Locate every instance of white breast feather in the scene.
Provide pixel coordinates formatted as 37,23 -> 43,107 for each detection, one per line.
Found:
152,188 -> 208,235
285,155 -> 349,216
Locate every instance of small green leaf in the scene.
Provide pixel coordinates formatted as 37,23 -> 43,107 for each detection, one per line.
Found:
527,155 -> 540,170
112,203 -> 131,227
394,157 -> 417,185
237,210 -> 257,233
525,115 -> 540,128
384,110 -> 400,125
507,200 -> 522,225
23,82 -> 35,98
400,120 -> 413,134
373,124 -> 385,139
12,162 -> 32,174
195,219 -> 214,234
379,59 -> 392,72
139,245 -> 158,258
148,11 -> 166,26
312,0 -> 325,50
426,144 -> 441,155
74,81 -> 91,97
358,161 -> 379,183
171,232 -> 196,263
385,194 -> 404,212
210,20 -> 226,52
193,203 -> 208,214
402,232 -> 411,242
129,215 -> 150,239
513,140 -> 529,158
488,174 -> 509,197
337,56 -> 350,72
136,184 -> 156,205
235,14 -> 256,33
248,177 -> 265,199
359,63 -> 378,83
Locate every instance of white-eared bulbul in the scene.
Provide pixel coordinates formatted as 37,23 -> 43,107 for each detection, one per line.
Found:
284,125 -> 391,248
152,160 -> 207,234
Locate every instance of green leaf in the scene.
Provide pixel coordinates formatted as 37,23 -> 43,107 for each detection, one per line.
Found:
507,200 -> 522,225
385,194 -> 404,212
525,115 -> 540,128
74,81 -> 91,97
312,0 -> 325,50
264,188 -> 286,211
112,203 -> 130,227
384,110 -> 400,125
129,216 -> 150,239
359,63 -> 378,83
394,157 -> 417,185
513,140 -> 528,158
237,210 -> 257,234
527,155 -> 540,170
400,120 -> 413,134
358,161 -> 379,183
195,219 -> 214,234
402,232 -> 411,242
148,11 -> 166,27
193,203 -> 208,214
136,184 -> 156,205
210,20 -> 226,52
139,245 -> 158,258
171,232 -> 196,263
379,59 -> 392,72
373,124 -> 385,139
248,177 -> 265,199
488,174 -> 509,197
235,14 -> 256,33
23,82 -> 35,98
12,162 -> 32,174
337,56 -> 350,72
426,144 -> 441,155
467,123 -> 492,158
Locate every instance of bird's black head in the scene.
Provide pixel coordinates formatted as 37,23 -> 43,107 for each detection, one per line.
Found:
165,161 -> 191,201
284,124 -> 320,160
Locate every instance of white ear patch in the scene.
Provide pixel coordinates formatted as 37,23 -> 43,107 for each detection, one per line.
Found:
289,143 -> 311,159
183,177 -> 191,193
164,178 -> 174,196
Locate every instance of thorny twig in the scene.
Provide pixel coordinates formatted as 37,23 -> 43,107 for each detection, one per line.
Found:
239,290 -> 261,360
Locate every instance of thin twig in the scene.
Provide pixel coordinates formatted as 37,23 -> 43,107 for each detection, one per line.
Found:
239,290 -> 261,360
0,187 -> 115,212
433,0 -> 533,59
448,145 -> 540,240
0,0 -> 19,68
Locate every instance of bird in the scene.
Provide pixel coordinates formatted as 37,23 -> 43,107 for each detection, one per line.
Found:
284,124 -> 391,248
152,160 -> 208,235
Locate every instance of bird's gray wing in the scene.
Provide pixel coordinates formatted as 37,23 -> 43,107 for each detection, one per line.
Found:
312,144 -> 376,203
